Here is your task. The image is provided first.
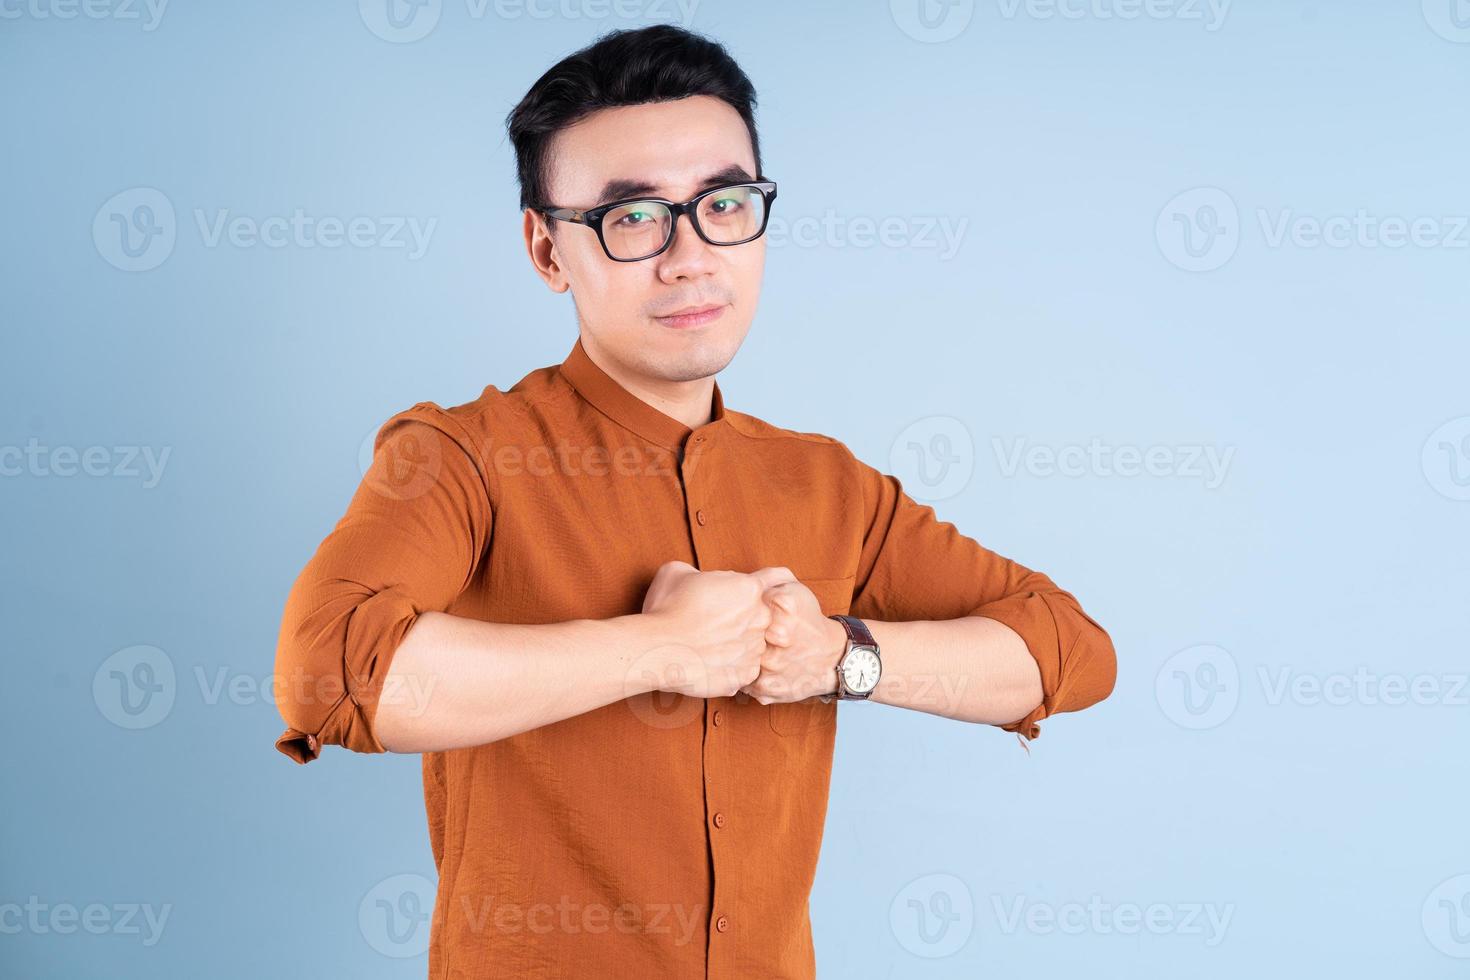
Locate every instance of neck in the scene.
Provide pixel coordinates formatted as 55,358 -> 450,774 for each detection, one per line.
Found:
581,334 -> 716,429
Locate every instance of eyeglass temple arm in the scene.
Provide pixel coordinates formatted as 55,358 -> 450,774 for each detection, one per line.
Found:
540,206 -> 586,223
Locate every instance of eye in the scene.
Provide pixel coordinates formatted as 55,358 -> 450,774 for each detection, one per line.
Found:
615,209 -> 655,227
708,195 -> 745,215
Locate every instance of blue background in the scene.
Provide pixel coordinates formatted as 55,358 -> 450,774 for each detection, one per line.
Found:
3,1 -> 1468,976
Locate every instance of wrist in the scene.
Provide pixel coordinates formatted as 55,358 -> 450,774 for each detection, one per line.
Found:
613,612 -> 692,696
823,615 -> 847,696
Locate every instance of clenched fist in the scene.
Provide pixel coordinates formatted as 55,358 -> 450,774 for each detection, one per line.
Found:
741,579 -> 848,705
640,560 -> 795,699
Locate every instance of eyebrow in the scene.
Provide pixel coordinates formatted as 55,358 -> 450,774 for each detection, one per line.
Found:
594,165 -> 755,206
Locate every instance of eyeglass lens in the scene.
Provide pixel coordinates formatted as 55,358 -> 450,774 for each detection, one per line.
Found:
601,184 -> 767,259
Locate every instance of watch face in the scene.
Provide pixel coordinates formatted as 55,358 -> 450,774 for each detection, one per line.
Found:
841,646 -> 881,694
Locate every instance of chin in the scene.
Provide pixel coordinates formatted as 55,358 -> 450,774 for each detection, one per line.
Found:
649,331 -> 742,382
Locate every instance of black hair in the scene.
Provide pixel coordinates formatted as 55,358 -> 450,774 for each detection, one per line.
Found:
505,24 -> 762,213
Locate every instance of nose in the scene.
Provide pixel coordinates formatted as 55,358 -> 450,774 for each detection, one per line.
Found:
654,209 -> 718,282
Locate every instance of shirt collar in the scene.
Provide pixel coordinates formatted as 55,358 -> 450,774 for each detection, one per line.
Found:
558,335 -> 727,452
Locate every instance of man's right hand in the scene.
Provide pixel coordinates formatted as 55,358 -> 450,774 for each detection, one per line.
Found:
640,560 -> 795,699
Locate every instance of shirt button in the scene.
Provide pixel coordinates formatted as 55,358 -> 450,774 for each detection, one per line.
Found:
715,915 -> 730,933
713,812 -> 726,829
712,709 -> 723,727
696,509 -> 707,526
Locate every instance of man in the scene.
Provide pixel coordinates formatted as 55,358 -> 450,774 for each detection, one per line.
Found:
272,24 -> 1116,979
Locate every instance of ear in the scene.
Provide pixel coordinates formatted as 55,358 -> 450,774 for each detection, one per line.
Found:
523,208 -> 569,293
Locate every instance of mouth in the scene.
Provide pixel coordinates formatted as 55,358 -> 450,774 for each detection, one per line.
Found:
653,303 -> 727,330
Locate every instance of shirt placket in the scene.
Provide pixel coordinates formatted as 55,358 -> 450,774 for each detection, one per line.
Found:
678,427 -> 737,979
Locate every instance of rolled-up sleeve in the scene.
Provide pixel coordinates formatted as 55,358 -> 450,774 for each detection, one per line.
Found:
272,403 -> 493,764
845,453 -> 1115,740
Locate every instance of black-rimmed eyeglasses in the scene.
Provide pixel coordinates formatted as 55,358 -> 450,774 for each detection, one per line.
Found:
535,180 -> 778,262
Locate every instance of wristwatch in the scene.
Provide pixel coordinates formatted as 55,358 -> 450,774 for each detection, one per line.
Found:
822,614 -> 882,702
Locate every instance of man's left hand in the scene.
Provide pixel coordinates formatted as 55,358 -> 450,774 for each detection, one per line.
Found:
740,581 -> 848,704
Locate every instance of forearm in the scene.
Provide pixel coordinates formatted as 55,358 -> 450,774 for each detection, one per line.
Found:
373,610 -> 676,752
866,616 -> 1043,725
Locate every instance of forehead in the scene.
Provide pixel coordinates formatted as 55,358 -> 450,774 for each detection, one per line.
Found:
545,95 -> 757,206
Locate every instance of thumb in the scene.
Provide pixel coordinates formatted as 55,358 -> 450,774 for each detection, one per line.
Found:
763,584 -> 798,615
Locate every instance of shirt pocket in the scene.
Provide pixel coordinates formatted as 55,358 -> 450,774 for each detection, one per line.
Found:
768,575 -> 855,737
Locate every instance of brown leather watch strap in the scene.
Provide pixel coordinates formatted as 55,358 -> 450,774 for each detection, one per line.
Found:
831,614 -> 876,649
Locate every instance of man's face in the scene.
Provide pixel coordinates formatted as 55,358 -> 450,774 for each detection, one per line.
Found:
526,95 -> 766,384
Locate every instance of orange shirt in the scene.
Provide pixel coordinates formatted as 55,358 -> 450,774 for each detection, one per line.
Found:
272,335 -> 1116,979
